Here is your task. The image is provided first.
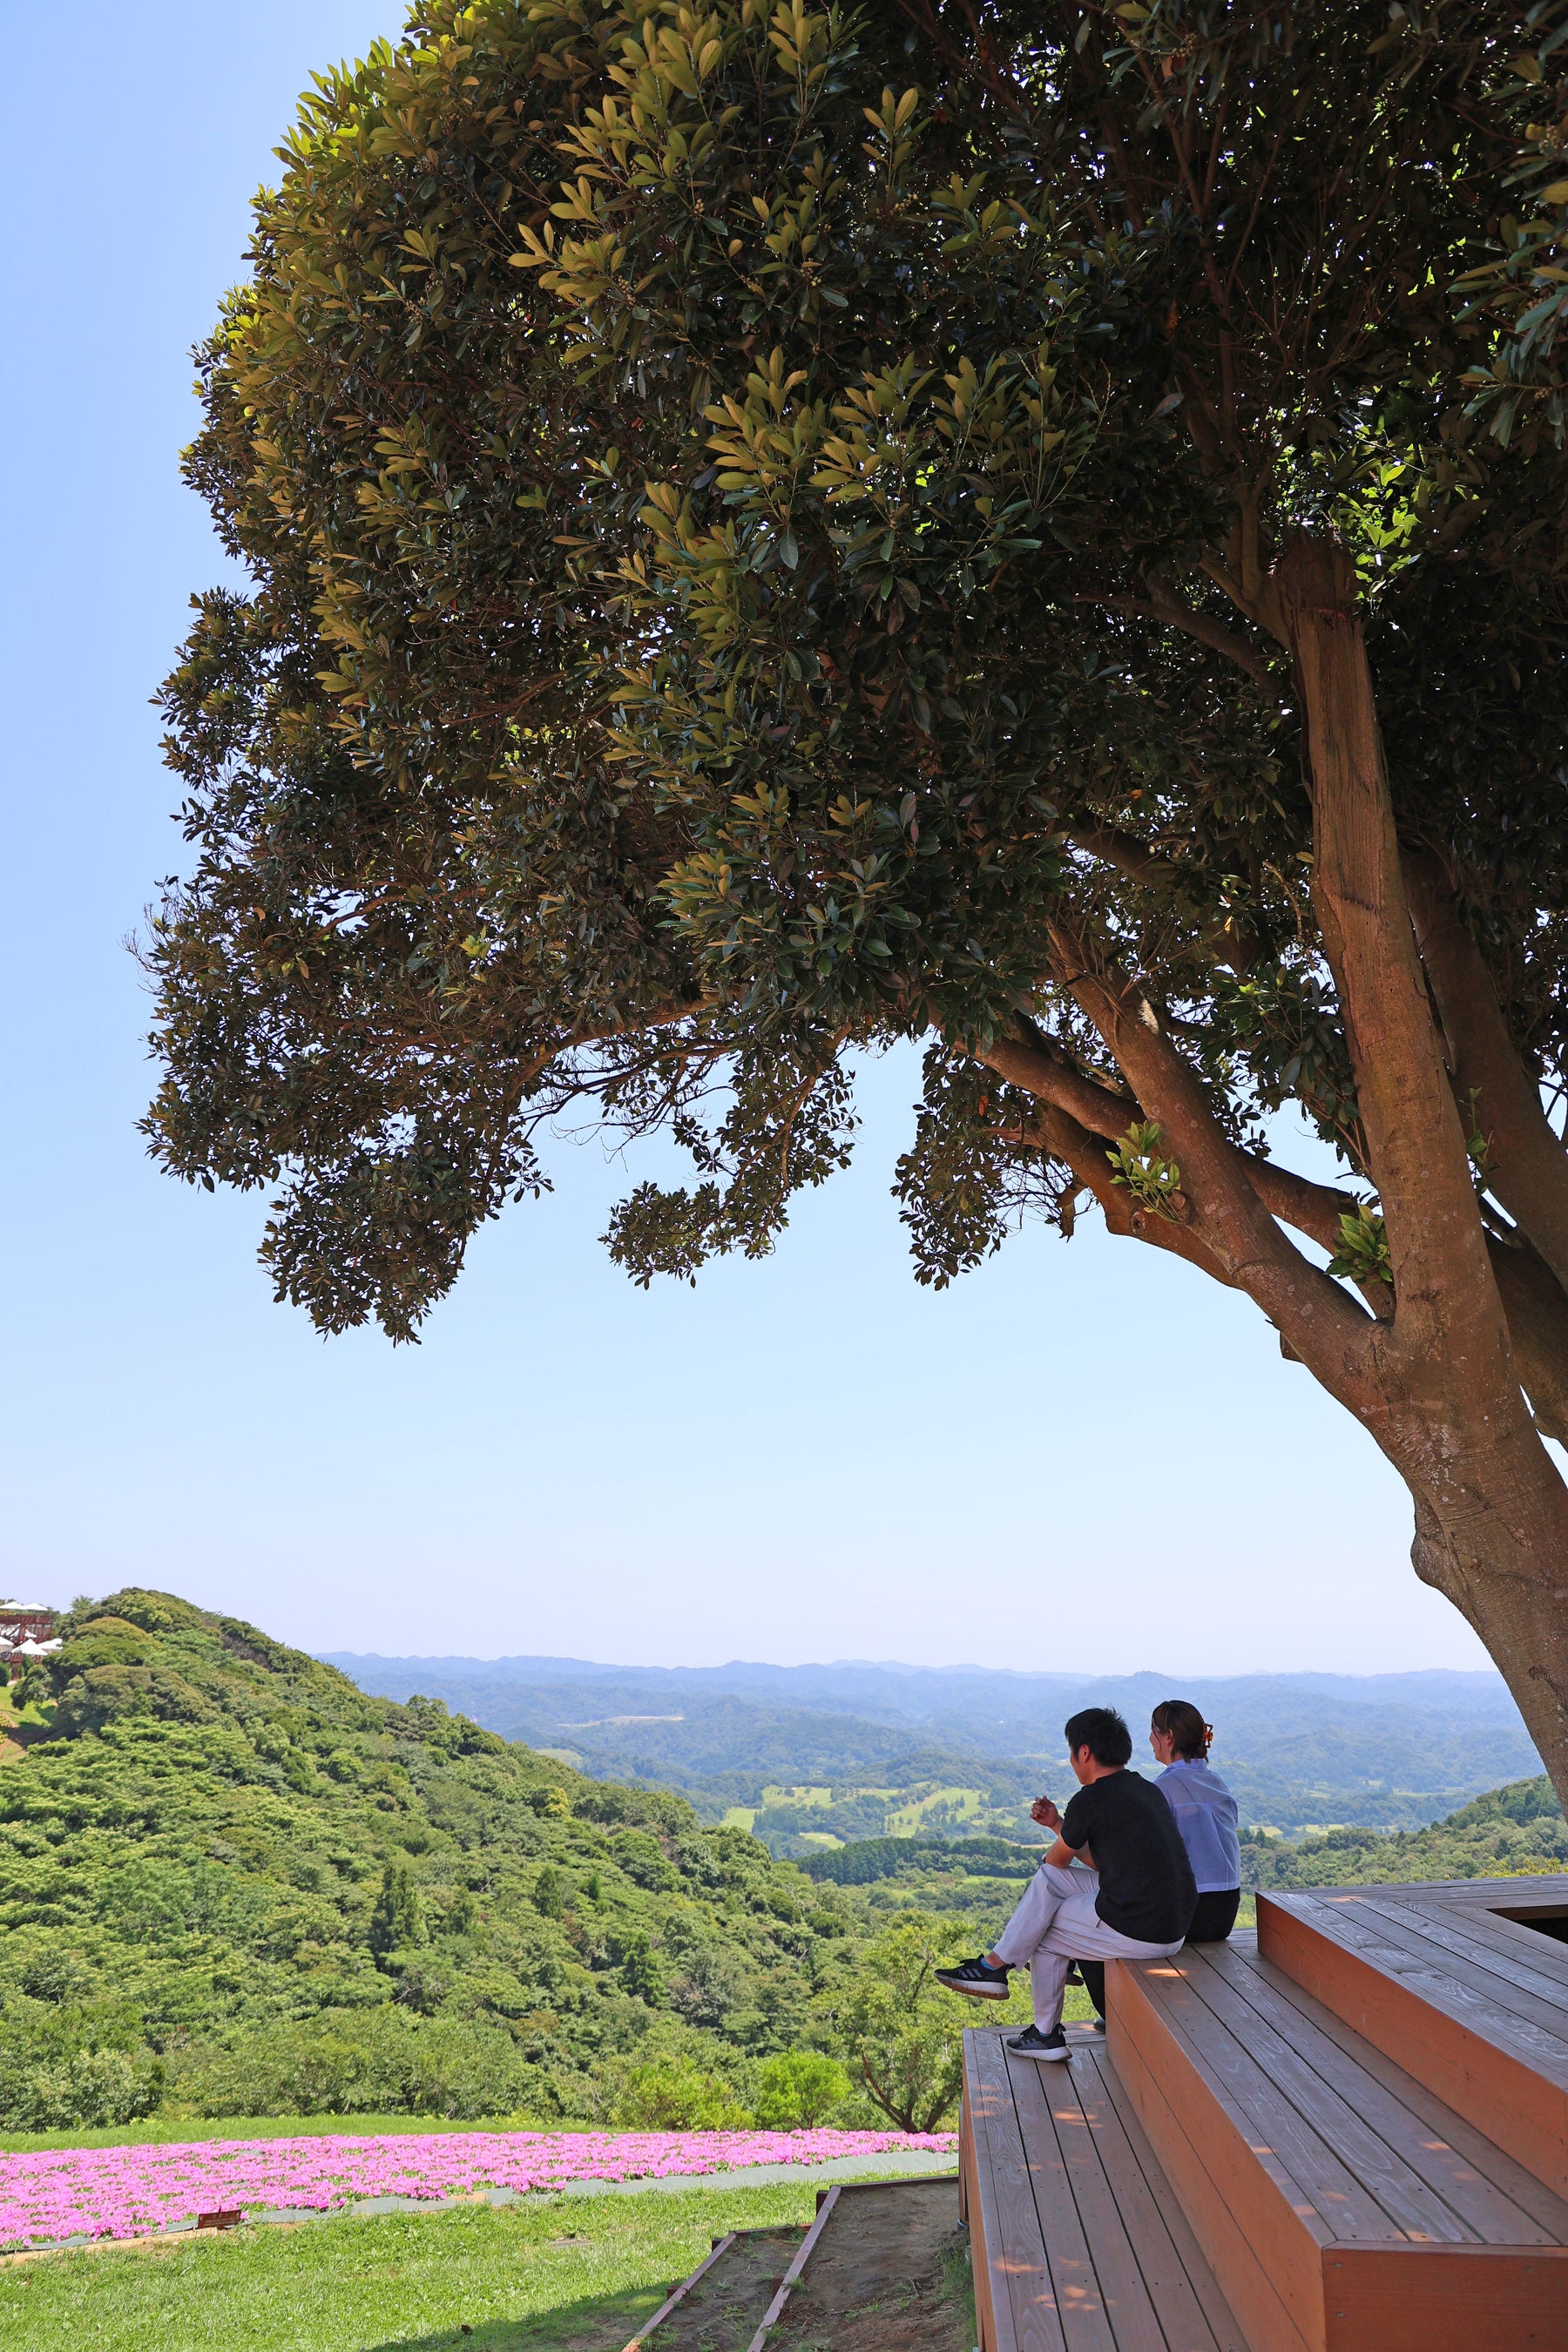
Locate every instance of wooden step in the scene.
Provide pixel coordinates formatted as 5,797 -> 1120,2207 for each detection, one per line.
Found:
1107,1934 -> 1568,2352
961,2023 -> 1250,2351
1256,1877 -> 1568,2202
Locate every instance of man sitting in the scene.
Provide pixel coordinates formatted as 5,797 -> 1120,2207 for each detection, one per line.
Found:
934,1706 -> 1197,2061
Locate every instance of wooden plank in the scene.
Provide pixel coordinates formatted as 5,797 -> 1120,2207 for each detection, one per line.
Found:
1379,1876 -> 1568,1906
1133,1960 -> 1406,2243
1178,1946 -> 1476,2242
1354,1890 -> 1568,2041
1259,1891 -> 1568,2201
1233,1936 -> 1568,2242
966,2030 -> 1070,2352
624,2230 -> 737,2349
1108,1974 -> 1319,2352
1320,2244 -> 1568,2352
1064,2044 -> 1230,2352
1294,1890 -> 1568,2065
1447,1874 -> 1568,1900
1470,1901 -> 1568,1977
745,2186 -> 839,2352
965,2033 -> 1014,2352
1008,2052 -> 1154,2352
1269,1891 -> 1568,2069
1396,1889 -> 1568,2008
1087,2045 -> 1251,2352
1207,1941 -> 1560,2247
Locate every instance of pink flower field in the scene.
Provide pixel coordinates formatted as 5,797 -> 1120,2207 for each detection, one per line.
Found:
0,2126 -> 957,2247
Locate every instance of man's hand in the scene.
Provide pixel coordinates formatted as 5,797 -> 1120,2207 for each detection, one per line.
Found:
1031,1795 -> 1062,1834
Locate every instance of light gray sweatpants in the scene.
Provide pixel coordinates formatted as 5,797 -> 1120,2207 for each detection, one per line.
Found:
991,1861 -> 1185,2029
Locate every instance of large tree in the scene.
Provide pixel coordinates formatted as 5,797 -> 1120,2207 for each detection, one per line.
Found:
147,0 -> 1568,1792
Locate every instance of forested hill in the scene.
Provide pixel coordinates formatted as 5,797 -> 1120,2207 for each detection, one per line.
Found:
328,1653 -> 1542,1841
0,1592 -> 848,2133
1244,1774 -> 1566,1892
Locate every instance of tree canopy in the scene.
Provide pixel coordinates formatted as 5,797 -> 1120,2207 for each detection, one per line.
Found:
145,0 -> 1568,1792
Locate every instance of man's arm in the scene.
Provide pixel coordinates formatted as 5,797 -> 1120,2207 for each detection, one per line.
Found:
1033,1795 -> 1090,1870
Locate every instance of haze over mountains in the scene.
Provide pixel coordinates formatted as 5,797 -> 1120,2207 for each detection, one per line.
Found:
322,1654 -> 1540,1846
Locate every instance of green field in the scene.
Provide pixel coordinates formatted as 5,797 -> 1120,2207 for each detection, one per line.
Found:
0,2182 -> 822,2352
884,1787 -> 990,1836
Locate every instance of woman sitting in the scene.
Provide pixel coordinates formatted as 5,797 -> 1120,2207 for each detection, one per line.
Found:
1150,1699 -> 1242,1943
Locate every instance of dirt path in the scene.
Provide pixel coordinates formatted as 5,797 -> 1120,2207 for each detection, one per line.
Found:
767,2180 -> 971,2352
632,2225 -> 806,2352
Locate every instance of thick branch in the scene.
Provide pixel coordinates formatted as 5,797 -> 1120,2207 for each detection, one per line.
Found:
1065,824 -> 1177,889
1091,578 -> 1286,704
1002,1051 -> 1568,1423
1015,1099 -> 1238,1289
1277,534 -> 1503,1358
1039,913 -> 1380,1396
1239,1155 -> 1355,1255
1405,853 -> 1568,1298
1145,573 -> 1285,701
1486,1236 -> 1568,1448
979,1031 -> 1136,1142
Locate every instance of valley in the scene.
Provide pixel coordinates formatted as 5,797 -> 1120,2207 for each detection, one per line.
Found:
326,1652 -> 1544,1848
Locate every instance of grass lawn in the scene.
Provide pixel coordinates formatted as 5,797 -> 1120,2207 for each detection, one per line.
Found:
0,2181 -> 822,2351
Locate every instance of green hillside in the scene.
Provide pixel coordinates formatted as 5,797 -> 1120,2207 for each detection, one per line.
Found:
1243,1774 -> 1567,1891
333,1656 -> 1544,1842
0,1592 -> 856,2132
794,1777 -> 1566,1909
8,1590 -> 1556,2145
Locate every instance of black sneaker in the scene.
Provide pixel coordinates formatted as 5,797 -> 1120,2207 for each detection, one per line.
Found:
1088,2014 -> 1106,2033
1006,2023 -> 1070,2062
934,1955 -> 1010,2001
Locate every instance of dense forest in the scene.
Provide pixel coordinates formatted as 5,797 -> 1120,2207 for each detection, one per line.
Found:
0,1592 -> 1024,2136
1242,1774 -> 1567,1892
3,1592 -> 1558,2140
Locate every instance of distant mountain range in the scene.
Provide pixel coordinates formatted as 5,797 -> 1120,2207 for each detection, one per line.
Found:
321,1654 -> 1541,1841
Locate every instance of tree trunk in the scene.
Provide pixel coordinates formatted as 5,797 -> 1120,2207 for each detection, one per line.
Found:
990,532 -> 1568,1803
1279,533 -> 1568,1806
1408,1479 -> 1568,1799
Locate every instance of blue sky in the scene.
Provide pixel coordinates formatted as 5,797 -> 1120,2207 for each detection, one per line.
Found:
0,3 -> 1495,1674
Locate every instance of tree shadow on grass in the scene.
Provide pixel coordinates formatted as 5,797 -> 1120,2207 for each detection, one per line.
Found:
362,2281 -> 664,2352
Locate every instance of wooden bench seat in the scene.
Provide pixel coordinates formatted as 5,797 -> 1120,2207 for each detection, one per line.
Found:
1258,1877 -> 1568,2200
1109,1935 -> 1568,2352
961,2024 -> 1250,2352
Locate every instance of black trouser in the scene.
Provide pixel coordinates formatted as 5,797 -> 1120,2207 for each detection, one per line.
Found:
1076,1888 -> 1240,2018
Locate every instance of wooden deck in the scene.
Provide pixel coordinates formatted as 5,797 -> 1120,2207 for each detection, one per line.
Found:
960,2023 -> 1250,2351
963,1880 -> 1568,2352
1258,1874 -> 1568,2200
1112,1934 -> 1568,2352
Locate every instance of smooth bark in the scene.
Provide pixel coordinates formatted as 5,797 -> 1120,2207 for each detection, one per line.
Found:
1405,854 -> 1568,1297
978,532 -> 1568,1799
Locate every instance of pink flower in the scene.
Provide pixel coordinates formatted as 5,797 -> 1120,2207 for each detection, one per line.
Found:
0,2128 -> 957,2247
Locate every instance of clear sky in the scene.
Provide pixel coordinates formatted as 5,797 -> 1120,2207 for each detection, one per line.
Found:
0,3 -> 1499,1676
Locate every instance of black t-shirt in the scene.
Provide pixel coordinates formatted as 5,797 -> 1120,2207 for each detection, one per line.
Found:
1060,1770 -> 1197,1945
